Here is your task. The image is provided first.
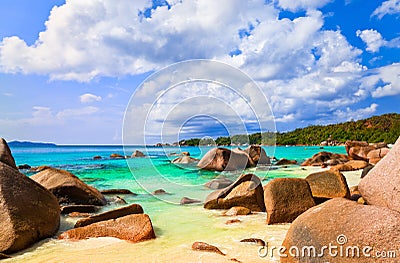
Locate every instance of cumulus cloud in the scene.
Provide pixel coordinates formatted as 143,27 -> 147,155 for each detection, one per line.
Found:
79,93 -> 102,103
334,103 -> 378,122
372,0 -> 400,19
363,63 -> 400,98
356,29 -> 386,53
277,0 -> 333,12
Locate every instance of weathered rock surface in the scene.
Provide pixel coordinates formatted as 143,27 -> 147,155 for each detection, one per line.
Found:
204,174 -> 265,212
197,148 -> 253,172
223,206 -> 251,216
0,162 -> 60,254
264,178 -> 315,224
0,138 -> 17,169
60,214 -> 155,242
131,150 -> 145,158
180,197 -> 201,205
74,204 -> 144,228
366,147 -> 390,165
31,167 -> 107,206
191,242 -> 225,256
204,177 -> 234,189
360,165 -> 374,178
60,205 -> 99,214
301,152 -> 349,166
359,137 -> 400,212
243,145 -> 270,165
275,158 -> 297,165
305,170 -> 350,202
281,198 -> 400,263
171,156 -> 199,164
330,160 -> 369,171
345,140 -> 387,161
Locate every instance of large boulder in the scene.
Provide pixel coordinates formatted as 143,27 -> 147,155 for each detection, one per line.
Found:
31,167 -> 107,206
301,152 -> 349,166
0,138 -> 17,169
359,137 -> 400,212
345,140 -> 387,161
264,178 -> 315,224
281,198 -> 400,262
305,170 -> 350,202
242,145 -> 270,165
197,147 -> 253,171
330,160 -> 369,171
75,204 -> 144,228
171,156 -> 199,164
59,214 -> 156,242
0,162 -> 60,254
366,148 -> 390,165
131,150 -> 145,158
204,174 -> 265,212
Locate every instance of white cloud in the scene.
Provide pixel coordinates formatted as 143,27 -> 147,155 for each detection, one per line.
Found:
372,0 -> 400,19
79,93 -> 102,103
277,0 -> 333,12
56,106 -> 99,118
356,29 -> 386,53
334,103 -> 378,121
365,63 -> 400,98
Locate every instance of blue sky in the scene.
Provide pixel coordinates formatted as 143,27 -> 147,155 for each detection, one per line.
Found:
0,0 -> 399,144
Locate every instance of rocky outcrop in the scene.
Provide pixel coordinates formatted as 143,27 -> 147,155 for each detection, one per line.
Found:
305,170 -> 350,202
330,160 -> 369,171
366,147 -> 390,165
59,214 -> 155,242
301,152 -> 349,166
281,198 -> 400,263
131,150 -> 145,158
242,145 -> 270,165
0,147 -> 60,254
223,206 -> 251,216
204,177 -> 233,189
110,153 -> 124,159
345,140 -> 388,161
275,158 -> 297,165
74,204 -> 144,228
264,178 -> 315,224
198,147 -> 254,172
180,197 -> 201,205
204,174 -> 265,212
31,167 -> 107,206
359,137 -> 400,212
191,242 -> 225,256
0,138 -> 17,169
171,156 -> 199,164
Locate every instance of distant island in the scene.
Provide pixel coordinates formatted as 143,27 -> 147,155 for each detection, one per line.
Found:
8,141 -> 57,147
178,113 -> 400,146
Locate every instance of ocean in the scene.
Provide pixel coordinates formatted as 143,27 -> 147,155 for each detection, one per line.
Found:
7,145 -> 354,262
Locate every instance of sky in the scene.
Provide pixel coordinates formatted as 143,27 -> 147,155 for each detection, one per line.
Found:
0,0 -> 399,144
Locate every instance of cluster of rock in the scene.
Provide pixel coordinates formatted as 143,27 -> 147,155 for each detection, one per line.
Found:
0,138 -> 155,257
281,137 -> 400,262
96,150 -> 147,160
197,145 -> 270,172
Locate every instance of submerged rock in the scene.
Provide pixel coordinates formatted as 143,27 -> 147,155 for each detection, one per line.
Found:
74,204 -> 144,228
223,206 -> 251,216
180,197 -> 201,205
204,177 -> 234,190
172,156 -> 199,164
204,173 -> 265,212
60,214 -> 155,242
359,137 -> 400,212
191,241 -> 225,256
264,178 -> 315,224
281,198 -> 400,263
110,153 -> 124,159
0,160 -> 60,254
100,189 -> 137,195
152,189 -> 170,195
31,167 -> 107,206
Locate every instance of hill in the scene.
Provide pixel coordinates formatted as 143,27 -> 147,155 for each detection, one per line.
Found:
180,113 -> 400,146
8,141 -> 57,147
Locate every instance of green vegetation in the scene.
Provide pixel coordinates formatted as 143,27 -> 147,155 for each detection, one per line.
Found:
180,113 -> 400,146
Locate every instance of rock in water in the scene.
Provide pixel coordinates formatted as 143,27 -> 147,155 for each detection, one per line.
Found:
359,137 -> 400,212
74,204 -> 144,228
243,145 -> 270,165
264,178 -> 316,224
0,138 -> 17,169
180,197 -> 201,205
31,167 -> 107,206
60,214 -> 155,242
275,158 -> 297,165
305,170 -> 350,202
0,162 -> 60,254
204,177 -> 234,189
197,147 -> 253,172
301,152 -> 349,166
281,198 -> 400,263
204,174 -> 265,212
191,242 -> 225,256
131,150 -> 145,158
60,205 -> 99,214
100,189 -> 136,195
172,156 -> 199,164
223,206 -> 251,216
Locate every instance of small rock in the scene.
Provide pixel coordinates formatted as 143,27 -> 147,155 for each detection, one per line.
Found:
110,153 -> 124,159
17,164 -> 31,170
225,219 -> 241,224
112,196 -> 127,205
93,156 -> 102,160
204,177 -> 233,189
100,189 -> 137,195
68,212 -> 92,218
60,205 -> 99,214
191,242 -> 225,256
240,238 -> 266,246
223,206 -> 251,216
152,189 -> 170,195
172,156 -> 199,164
180,197 -> 201,205
275,158 -> 297,165
131,150 -> 145,158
